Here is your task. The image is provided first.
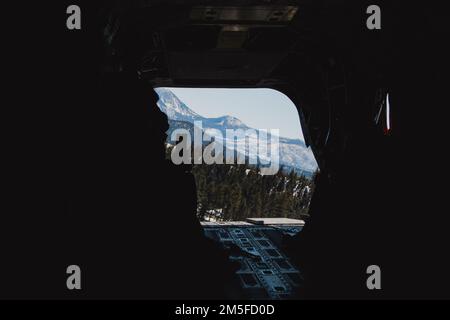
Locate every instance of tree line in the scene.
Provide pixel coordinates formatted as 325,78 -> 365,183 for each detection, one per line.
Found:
192,163 -> 316,222
166,143 -> 316,222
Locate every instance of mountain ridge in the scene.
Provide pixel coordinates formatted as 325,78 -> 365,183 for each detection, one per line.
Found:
156,88 -> 318,174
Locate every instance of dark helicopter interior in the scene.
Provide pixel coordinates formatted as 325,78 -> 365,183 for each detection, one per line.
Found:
2,0 -> 448,300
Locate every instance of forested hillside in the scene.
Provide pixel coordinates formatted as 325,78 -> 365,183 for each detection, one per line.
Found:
192,164 -> 315,222
166,144 -> 316,221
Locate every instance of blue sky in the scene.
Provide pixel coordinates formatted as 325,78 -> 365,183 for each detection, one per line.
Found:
166,88 -> 305,140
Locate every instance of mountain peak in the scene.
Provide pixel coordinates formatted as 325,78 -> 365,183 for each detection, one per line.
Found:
155,88 -> 202,122
212,115 -> 247,128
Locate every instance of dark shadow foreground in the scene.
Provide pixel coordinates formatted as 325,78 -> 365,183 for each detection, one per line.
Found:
2,71 -> 235,299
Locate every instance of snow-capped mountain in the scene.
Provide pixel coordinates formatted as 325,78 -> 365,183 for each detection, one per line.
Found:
156,88 -> 202,123
203,115 -> 249,131
155,88 -> 318,175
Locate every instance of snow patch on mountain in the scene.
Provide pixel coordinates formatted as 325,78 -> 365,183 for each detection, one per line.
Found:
156,88 -> 202,122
